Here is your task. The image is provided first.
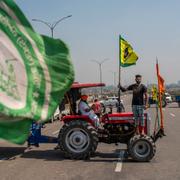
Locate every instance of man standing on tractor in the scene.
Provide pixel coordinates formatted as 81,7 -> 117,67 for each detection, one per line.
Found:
78,95 -> 100,127
120,74 -> 148,135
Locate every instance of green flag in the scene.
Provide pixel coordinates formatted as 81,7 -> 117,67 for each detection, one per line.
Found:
0,0 -> 74,144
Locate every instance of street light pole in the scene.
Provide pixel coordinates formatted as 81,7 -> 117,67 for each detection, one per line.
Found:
32,15 -> 72,38
110,71 -> 117,95
91,58 -> 109,96
51,27 -> 54,38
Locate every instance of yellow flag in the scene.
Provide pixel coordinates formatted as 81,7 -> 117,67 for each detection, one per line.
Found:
120,37 -> 138,67
152,86 -> 158,101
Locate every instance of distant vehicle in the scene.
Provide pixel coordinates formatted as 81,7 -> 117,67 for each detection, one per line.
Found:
175,96 -> 180,107
148,92 -> 172,108
100,97 -> 125,112
164,93 -> 172,103
100,97 -> 118,107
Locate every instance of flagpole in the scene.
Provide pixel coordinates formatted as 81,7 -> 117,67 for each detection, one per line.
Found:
118,35 -> 122,112
156,58 -> 164,130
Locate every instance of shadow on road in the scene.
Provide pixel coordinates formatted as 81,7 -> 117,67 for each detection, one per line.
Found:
87,151 -> 119,162
0,147 -> 26,160
20,149 -> 66,161
0,147 -> 151,163
20,149 -> 123,162
0,146 -> 66,162
86,149 -> 141,163
20,148 -> 133,163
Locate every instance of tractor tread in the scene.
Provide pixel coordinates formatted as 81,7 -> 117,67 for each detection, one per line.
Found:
58,120 -> 98,160
128,135 -> 156,162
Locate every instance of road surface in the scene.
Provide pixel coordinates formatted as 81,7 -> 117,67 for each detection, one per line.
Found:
0,95 -> 180,180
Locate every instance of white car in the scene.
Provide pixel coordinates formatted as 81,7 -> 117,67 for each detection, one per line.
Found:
100,97 -> 119,107
164,93 -> 172,103
100,97 -> 125,112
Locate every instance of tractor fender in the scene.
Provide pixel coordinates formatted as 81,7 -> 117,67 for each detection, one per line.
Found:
61,115 -> 95,126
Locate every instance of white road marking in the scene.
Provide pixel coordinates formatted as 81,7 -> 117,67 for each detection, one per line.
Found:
115,150 -> 125,172
9,154 -> 22,160
170,113 -> 175,117
52,130 -> 59,135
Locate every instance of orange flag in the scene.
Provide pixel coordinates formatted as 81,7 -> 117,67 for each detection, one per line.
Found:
158,75 -> 165,93
156,62 -> 165,93
156,60 -> 165,129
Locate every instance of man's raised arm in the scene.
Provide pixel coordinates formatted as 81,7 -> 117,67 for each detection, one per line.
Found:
118,84 -> 132,92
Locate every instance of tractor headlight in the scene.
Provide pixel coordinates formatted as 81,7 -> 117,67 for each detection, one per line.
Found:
124,126 -> 129,131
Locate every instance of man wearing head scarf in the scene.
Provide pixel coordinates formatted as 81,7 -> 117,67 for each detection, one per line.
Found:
78,95 -> 99,127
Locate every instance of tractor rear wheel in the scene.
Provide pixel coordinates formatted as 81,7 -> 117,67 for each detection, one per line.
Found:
58,120 -> 98,159
128,135 -> 156,162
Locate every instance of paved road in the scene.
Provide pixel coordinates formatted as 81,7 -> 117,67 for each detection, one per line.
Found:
0,95 -> 180,180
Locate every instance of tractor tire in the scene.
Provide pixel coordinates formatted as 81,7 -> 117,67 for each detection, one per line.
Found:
58,120 -> 98,159
128,135 -> 156,162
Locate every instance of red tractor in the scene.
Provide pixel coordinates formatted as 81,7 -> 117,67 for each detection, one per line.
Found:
28,82 -> 164,161
57,82 -> 162,162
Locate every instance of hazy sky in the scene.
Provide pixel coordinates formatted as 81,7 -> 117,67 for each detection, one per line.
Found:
15,0 -> 180,85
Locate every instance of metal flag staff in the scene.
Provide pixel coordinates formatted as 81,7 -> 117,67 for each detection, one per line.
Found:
118,35 -> 122,112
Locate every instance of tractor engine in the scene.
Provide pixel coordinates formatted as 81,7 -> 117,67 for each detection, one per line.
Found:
99,112 -> 150,144
101,123 -> 135,144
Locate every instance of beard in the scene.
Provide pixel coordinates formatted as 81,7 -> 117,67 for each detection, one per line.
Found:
136,81 -> 141,84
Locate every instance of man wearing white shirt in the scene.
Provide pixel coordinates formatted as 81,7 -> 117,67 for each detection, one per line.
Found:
78,95 -> 99,127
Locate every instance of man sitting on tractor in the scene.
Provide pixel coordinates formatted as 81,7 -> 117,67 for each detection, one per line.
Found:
120,74 -> 148,135
78,95 -> 100,127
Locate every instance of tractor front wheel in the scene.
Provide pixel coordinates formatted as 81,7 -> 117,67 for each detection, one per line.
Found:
58,120 -> 98,159
128,135 -> 156,162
